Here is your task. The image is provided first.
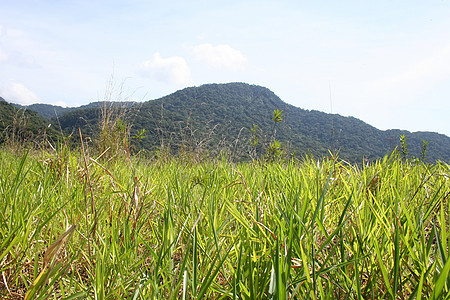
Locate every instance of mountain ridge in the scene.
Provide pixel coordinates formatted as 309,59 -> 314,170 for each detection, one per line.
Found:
0,96 -> 59,145
3,83 -> 449,162
11,101 -> 137,119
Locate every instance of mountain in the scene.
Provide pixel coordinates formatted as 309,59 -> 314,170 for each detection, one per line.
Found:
12,101 -> 137,119
50,83 -> 450,163
0,97 -> 60,145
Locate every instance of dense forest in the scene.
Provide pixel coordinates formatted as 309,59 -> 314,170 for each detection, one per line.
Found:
2,83 -> 450,162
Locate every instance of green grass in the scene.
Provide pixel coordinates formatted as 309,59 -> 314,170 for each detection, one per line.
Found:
0,148 -> 449,299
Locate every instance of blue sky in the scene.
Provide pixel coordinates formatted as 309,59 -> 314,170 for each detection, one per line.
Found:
1,0 -> 449,136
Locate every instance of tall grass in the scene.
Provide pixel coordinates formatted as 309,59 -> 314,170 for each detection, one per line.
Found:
0,147 -> 448,298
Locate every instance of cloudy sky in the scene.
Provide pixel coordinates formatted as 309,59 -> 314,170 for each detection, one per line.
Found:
1,0 -> 449,136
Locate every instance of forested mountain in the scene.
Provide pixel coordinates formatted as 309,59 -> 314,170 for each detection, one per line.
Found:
43,83 -> 450,163
12,101 -> 137,119
0,97 -> 59,144
12,103 -> 74,119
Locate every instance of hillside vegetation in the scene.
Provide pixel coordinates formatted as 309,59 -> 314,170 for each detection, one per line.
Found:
12,101 -> 137,120
4,83 -> 450,163
0,97 -> 59,147
51,83 -> 450,163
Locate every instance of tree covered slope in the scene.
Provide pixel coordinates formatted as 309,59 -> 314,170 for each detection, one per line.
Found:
6,83 -> 450,162
0,97 -> 60,144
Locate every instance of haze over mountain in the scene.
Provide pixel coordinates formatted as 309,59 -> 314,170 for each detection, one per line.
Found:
3,83 -> 450,163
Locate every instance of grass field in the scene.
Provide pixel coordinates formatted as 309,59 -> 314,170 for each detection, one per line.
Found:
0,147 -> 449,299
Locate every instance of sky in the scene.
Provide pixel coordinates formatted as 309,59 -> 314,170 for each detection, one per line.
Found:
1,0 -> 449,137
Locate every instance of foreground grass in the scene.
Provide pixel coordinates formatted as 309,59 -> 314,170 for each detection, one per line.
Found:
0,148 -> 449,299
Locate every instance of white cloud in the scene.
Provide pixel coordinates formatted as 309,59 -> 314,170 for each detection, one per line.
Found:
138,53 -> 192,85
190,43 -> 248,70
0,81 -> 41,105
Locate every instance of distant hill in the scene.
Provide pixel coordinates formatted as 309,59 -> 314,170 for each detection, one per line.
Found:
0,97 -> 59,145
48,83 -> 450,163
12,101 -> 137,119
